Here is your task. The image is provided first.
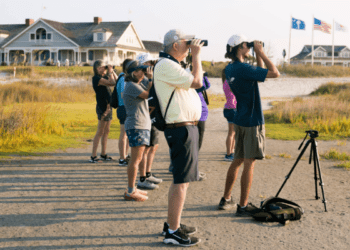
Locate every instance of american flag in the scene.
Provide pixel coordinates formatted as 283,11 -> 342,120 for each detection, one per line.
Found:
314,18 -> 331,34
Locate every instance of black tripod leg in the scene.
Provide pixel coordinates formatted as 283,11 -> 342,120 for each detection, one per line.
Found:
312,141 -> 320,200
276,139 -> 312,197
313,140 -> 328,212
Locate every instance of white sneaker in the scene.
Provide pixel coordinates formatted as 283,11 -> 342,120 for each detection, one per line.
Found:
137,180 -> 159,190
146,174 -> 163,184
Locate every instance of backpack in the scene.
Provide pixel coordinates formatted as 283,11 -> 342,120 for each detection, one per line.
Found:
110,73 -> 124,109
148,83 -> 175,132
252,197 -> 304,225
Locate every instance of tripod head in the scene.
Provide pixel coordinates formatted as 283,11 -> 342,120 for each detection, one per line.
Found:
298,130 -> 319,150
306,130 -> 319,139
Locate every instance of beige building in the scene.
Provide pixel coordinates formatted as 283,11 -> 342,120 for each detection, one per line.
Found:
0,17 -> 162,66
291,45 -> 350,66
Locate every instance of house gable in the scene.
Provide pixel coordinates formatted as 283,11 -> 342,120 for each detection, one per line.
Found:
3,19 -> 78,49
117,23 -> 145,50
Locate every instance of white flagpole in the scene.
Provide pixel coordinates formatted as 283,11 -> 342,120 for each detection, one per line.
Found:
312,15 -> 314,66
289,15 -> 292,64
332,19 -> 335,66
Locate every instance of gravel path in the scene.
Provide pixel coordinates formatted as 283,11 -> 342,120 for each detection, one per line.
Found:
1,108 -> 349,249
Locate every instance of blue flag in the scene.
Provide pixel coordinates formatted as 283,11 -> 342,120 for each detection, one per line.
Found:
292,18 -> 305,30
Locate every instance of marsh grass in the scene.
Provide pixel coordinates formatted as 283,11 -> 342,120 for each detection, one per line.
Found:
0,80 -> 120,155
278,64 -> 350,77
321,148 -> 350,161
0,80 -> 95,105
279,153 -> 291,158
265,82 -> 350,139
0,66 -> 122,79
335,162 -> 350,170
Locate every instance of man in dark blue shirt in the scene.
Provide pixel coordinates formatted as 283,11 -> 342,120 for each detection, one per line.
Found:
218,34 -> 280,216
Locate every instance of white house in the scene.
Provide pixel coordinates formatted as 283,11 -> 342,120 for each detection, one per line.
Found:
0,17 -> 162,66
291,45 -> 350,66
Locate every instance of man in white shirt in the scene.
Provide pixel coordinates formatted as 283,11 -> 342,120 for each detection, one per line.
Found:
154,29 -> 204,247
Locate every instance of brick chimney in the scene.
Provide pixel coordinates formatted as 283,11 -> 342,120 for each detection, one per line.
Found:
94,17 -> 102,24
25,19 -> 34,26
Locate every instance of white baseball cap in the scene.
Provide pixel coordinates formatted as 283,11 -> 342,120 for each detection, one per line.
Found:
227,34 -> 248,47
136,53 -> 158,65
163,29 -> 195,47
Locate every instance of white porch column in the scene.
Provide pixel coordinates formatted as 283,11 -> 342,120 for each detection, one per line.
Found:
7,51 -> 10,65
107,49 -> 110,64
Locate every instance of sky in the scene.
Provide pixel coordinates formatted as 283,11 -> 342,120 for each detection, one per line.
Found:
1,0 -> 350,63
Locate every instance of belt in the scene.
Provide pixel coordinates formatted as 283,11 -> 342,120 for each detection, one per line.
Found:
165,121 -> 198,129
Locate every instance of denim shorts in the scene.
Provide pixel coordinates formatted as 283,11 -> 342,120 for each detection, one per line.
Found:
223,108 -> 236,124
126,129 -> 150,147
117,105 -> 127,125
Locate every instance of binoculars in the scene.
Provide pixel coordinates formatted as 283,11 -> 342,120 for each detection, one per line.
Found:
247,41 -> 265,48
186,39 -> 208,46
105,65 -> 115,69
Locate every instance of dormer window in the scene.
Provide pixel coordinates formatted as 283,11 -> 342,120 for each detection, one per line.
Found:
97,33 -> 103,41
36,28 -> 46,39
30,28 -> 52,42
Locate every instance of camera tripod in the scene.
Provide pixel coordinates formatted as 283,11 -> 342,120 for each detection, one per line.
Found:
275,130 -> 328,212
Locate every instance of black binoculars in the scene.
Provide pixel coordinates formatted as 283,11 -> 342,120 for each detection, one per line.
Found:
247,41 -> 265,48
105,65 -> 115,69
186,40 -> 208,46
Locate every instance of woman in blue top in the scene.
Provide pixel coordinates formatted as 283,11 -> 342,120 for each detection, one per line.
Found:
116,59 -> 132,166
90,60 -> 117,163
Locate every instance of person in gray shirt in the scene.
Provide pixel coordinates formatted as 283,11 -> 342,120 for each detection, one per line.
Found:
123,60 -> 152,202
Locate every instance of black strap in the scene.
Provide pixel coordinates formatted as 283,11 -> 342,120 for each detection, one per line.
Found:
163,90 -> 176,120
152,58 -> 176,121
262,197 -> 302,209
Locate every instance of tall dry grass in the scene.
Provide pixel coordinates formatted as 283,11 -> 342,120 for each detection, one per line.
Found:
0,80 -> 95,105
0,104 -> 65,149
0,66 -> 122,78
266,82 -> 350,137
0,80 -> 99,151
278,64 -> 350,77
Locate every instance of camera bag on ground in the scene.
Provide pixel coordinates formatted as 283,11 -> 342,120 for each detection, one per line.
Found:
110,73 -> 124,109
252,197 -> 304,225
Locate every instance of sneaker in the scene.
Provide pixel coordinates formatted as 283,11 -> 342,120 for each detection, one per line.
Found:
126,154 -> 131,161
163,228 -> 201,247
124,190 -> 148,202
137,180 -> 159,190
224,153 -> 234,161
162,222 -> 197,236
218,196 -> 236,210
236,203 -> 261,217
199,172 -> 207,181
119,159 -> 128,166
89,156 -> 101,163
135,188 -> 148,196
146,174 -> 163,184
100,154 -> 113,161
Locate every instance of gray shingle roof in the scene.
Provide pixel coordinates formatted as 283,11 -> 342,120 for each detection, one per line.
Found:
0,19 -> 147,49
142,40 -> 163,53
42,19 -> 132,47
0,24 -> 28,47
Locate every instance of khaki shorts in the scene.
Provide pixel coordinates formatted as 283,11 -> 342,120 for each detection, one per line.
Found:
234,124 -> 265,160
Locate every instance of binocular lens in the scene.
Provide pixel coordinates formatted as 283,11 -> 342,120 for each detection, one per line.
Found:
186,40 -> 208,46
105,65 -> 115,69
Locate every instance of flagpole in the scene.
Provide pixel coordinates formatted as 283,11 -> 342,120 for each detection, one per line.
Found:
312,16 -> 314,66
332,19 -> 335,66
289,15 -> 292,64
